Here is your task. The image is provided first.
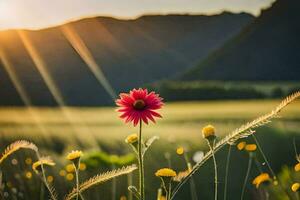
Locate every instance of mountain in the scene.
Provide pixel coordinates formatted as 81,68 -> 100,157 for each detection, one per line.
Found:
0,13 -> 253,106
180,0 -> 300,81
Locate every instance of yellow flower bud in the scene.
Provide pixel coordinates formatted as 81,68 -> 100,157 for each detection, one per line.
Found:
295,163 -> 300,172
125,134 -> 138,144
202,125 -> 216,140
292,183 -> 300,192
176,147 -> 184,155
155,168 -> 177,177
252,173 -> 271,188
237,141 -> 246,151
245,144 -> 257,152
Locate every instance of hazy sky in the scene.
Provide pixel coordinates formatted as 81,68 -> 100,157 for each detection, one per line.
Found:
0,0 -> 274,30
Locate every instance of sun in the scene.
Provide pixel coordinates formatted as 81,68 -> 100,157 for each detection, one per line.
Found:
0,1 -> 20,30
0,1 -> 13,26
0,1 -> 11,18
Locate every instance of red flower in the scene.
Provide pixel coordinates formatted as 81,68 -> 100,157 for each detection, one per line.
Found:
116,88 -> 163,126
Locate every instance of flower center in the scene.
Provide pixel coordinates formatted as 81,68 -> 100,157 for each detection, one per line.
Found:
133,99 -> 146,110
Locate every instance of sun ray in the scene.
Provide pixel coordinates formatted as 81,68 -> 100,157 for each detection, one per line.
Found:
17,30 -> 96,143
0,44 -> 48,136
61,24 -> 116,100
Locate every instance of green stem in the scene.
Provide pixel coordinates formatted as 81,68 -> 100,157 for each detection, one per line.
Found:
40,181 -> 44,200
168,181 -> 172,200
112,165 -> 116,200
223,145 -> 232,200
189,178 -> 198,200
138,120 -> 145,200
241,154 -> 252,200
75,168 -> 79,200
75,164 -> 85,200
296,191 -> 299,200
208,140 -> 218,200
128,173 -> 133,200
251,135 -> 276,178
183,153 -> 197,200
161,178 -> 168,199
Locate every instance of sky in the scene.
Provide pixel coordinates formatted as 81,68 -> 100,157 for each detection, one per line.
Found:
0,0 -> 275,30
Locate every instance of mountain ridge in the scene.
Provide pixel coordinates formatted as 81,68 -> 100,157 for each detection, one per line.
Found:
180,0 -> 300,81
0,12 -> 253,106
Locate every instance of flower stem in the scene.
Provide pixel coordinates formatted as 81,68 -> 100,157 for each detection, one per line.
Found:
138,120 -> 145,200
241,154 -> 252,200
128,173 -> 133,200
208,140 -> 218,200
168,181 -> 172,200
252,135 -> 293,199
74,163 -> 85,200
223,145 -> 232,200
75,168 -> 79,200
36,152 -> 56,200
112,164 -> 116,200
183,153 -> 197,200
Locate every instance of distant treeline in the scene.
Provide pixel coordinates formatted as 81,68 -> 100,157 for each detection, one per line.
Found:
147,81 -> 300,101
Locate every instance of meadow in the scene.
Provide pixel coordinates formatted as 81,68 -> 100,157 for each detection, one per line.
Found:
1,98 -> 300,199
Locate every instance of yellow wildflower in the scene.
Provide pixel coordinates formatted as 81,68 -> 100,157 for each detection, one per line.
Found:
155,168 -> 177,177
65,164 -> 75,173
245,144 -> 257,152
125,134 -> 138,144
66,150 -> 83,161
252,173 -> 271,188
32,157 -> 55,173
79,163 -> 87,171
237,141 -> 246,151
295,163 -> 300,172
202,125 -> 216,139
66,173 -> 74,181
59,170 -> 66,177
25,171 -> 32,179
47,176 -> 54,183
292,183 -> 300,192
25,157 -> 32,165
176,147 -> 184,155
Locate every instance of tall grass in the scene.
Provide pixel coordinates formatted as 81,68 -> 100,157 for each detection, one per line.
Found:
0,91 -> 299,200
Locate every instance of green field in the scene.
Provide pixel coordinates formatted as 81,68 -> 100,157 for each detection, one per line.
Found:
1,99 -> 299,145
0,99 -> 300,199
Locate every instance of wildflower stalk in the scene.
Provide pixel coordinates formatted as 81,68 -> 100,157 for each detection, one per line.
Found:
112,164 -> 116,200
223,145 -> 232,200
252,135 -> 293,199
160,177 -> 172,200
74,167 -> 85,200
207,139 -> 218,200
128,173 -> 133,200
296,192 -> 299,200
293,138 -> 299,161
36,152 -> 56,200
138,119 -> 145,200
40,181 -> 45,200
170,92 -> 300,200
251,135 -> 276,178
75,168 -> 79,200
168,181 -> 172,200
241,153 -> 253,200
183,153 -> 198,200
